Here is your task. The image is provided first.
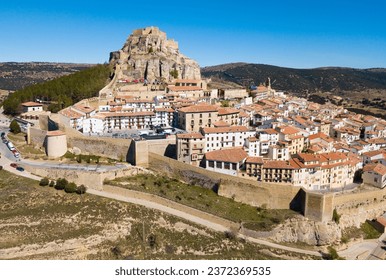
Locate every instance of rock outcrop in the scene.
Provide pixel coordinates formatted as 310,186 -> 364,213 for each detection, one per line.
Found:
271,216 -> 342,246
109,26 -> 201,83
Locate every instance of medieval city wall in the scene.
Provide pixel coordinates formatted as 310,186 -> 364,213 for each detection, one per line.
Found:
148,153 -> 302,210
332,187 -> 386,227
23,164 -> 138,190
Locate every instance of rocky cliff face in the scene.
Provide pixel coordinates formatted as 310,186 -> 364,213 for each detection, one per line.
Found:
109,27 -> 201,82
271,216 -> 342,246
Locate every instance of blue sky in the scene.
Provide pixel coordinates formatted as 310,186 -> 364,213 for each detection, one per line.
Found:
1,0 -> 385,68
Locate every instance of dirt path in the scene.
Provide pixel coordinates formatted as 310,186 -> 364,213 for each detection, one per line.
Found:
88,186 -> 323,257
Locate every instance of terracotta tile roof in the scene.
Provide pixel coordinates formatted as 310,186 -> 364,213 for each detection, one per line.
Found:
308,132 -> 334,143
205,148 -> 247,163
73,105 -> 95,114
202,126 -> 250,134
363,149 -> 386,158
363,163 -> 386,176
263,128 -> 279,135
217,108 -> 240,115
176,133 -> 204,139
263,160 -> 295,169
376,216 -> 386,227
279,126 -> 300,135
21,101 -> 43,107
178,104 -> 218,113
367,138 -> 386,144
213,120 -> 231,127
321,152 -> 348,161
59,108 -> 83,119
239,112 -> 249,118
246,156 -> 264,164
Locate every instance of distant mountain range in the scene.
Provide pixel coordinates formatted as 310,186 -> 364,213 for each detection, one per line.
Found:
201,63 -> 386,93
0,62 -> 93,91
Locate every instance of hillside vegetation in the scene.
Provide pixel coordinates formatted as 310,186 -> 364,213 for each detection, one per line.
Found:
0,62 -> 93,91
202,63 -> 386,93
2,64 -> 111,114
0,170 -> 319,260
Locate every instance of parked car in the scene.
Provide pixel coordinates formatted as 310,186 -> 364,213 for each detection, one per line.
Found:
16,166 -> 24,172
10,163 -> 18,168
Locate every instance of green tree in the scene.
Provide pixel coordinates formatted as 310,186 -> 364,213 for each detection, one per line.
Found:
65,182 -> 77,193
39,177 -> 49,186
332,209 -> 341,224
55,178 -> 68,190
3,64 -> 111,116
169,69 -> 178,79
76,184 -> 87,195
221,100 -> 230,107
9,120 -> 21,134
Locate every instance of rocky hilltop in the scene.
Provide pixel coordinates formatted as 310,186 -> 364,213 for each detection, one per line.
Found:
109,27 -> 201,83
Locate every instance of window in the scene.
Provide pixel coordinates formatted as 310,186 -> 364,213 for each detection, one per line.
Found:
224,162 -> 230,170
208,161 -> 214,168
216,161 -> 222,168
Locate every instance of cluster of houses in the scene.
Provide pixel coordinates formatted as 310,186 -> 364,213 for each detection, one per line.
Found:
173,88 -> 386,191
20,77 -> 386,191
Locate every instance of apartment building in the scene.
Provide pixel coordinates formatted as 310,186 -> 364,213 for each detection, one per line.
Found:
245,156 -> 264,179
178,104 -> 218,132
59,107 -> 85,130
217,108 -> 240,126
290,152 -> 353,190
201,126 -> 256,153
276,125 -> 305,155
176,133 -> 205,166
262,160 -> 294,184
99,111 -> 156,130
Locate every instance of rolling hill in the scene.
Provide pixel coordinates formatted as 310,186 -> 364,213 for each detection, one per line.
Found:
201,63 -> 386,93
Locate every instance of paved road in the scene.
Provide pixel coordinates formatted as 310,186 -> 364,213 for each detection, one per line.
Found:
339,240 -> 379,260
367,233 -> 386,260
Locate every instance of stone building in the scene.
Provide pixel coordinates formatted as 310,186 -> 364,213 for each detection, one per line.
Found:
177,104 -> 218,132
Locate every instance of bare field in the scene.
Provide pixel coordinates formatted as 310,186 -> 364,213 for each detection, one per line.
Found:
0,170 -> 317,260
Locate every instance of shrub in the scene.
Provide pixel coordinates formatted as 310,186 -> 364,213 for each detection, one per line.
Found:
55,178 -> 68,190
325,246 -> 341,260
49,180 -> 55,187
39,177 -> 49,186
332,209 -> 341,224
9,120 -> 21,134
76,184 -> 87,195
65,182 -> 77,193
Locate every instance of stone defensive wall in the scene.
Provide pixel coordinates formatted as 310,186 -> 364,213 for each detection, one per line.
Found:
148,153 -> 303,210
24,164 -> 139,190
148,153 -> 386,223
67,135 -> 132,161
333,187 -> 386,227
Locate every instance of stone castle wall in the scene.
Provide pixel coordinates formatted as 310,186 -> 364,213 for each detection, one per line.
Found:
148,153 -> 303,210
24,164 -> 138,190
